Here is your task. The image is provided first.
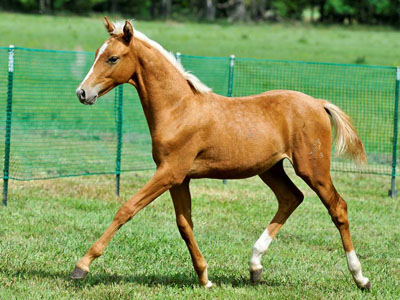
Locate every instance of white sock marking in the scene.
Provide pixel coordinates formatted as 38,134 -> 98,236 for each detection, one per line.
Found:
346,250 -> 369,287
250,229 -> 272,271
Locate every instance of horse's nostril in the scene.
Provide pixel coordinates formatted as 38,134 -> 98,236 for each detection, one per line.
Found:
77,89 -> 86,101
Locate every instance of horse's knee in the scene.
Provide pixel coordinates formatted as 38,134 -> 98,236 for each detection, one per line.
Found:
114,204 -> 134,224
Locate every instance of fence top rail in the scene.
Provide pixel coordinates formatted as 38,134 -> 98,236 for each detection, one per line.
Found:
0,46 -> 396,70
180,53 -> 396,70
0,46 -> 93,55
180,54 -> 233,61
234,56 -> 396,70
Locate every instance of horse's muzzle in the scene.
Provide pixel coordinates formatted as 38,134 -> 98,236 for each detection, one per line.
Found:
76,88 -> 97,105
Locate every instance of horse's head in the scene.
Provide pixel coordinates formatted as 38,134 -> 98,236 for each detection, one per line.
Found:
76,17 -> 135,105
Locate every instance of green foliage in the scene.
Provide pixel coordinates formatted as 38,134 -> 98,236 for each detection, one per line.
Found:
1,0 -> 399,26
110,0 -> 152,18
325,0 -> 355,15
271,0 -> 309,19
11,0 -> 37,11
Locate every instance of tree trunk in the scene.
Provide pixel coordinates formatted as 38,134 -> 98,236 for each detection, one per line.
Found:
205,0 -> 216,21
39,0 -> 48,13
250,0 -> 267,20
318,0 -> 326,22
111,0 -> 117,14
161,0 -> 171,19
228,0 -> 248,22
151,0 -> 157,19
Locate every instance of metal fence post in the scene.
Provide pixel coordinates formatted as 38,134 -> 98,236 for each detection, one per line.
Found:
3,45 -> 15,206
223,55 -> 235,185
115,85 -> 123,197
389,67 -> 400,197
176,52 -> 181,64
227,54 -> 235,97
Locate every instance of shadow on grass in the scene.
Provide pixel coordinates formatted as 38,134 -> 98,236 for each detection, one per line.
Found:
79,273 -> 282,288
7,267 -> 283,288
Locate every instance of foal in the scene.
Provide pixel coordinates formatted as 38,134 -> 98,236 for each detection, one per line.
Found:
71,17 -> 370,290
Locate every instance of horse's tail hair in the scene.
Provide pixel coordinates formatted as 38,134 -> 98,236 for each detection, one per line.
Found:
321,100 -> 367,165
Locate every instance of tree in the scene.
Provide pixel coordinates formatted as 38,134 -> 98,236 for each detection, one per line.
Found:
205,0 -> 216,21
160,0 -> 172,18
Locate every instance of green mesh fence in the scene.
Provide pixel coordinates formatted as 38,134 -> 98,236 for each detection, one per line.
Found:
1,47 -> 399,203
0,47 -> 153,183
232,58 -> 397,176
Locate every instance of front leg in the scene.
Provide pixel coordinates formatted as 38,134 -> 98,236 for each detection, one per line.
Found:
170,178 -> 212,288
70,164 -> 183,279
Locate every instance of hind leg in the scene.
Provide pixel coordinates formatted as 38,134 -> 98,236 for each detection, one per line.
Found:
293,152 -> 370,290
250,160 -> 304,283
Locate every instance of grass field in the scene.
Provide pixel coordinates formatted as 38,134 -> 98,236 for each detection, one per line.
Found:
1,170 -> 399,299
1,12 -> 400,66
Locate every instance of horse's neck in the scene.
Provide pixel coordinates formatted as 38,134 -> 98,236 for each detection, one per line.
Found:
132,41 -> 195,134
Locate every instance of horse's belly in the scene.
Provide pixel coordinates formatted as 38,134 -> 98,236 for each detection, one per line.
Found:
187,115 -> 290,179
187,148 -> 287,179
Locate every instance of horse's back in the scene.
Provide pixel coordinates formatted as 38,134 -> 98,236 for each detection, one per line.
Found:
217,89 -> 331,136
232,89 -> 323,109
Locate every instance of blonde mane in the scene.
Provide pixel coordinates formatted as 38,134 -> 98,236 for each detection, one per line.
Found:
112,21 -> 212,94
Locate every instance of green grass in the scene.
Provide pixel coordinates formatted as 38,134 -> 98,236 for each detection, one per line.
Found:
1,170 -> 399,299
1,12 -> 400,66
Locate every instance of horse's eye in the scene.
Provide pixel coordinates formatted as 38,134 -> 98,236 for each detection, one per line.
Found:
108,56 -> 119,64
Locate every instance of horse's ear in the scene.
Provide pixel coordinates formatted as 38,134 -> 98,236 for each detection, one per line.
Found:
123,20 -> 134,44
104,16 -> 115,35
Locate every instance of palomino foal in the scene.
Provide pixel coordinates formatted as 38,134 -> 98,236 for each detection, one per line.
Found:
71,17 -> 370,291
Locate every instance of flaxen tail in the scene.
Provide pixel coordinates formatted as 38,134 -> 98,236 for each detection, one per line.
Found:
321,100 -> 367,165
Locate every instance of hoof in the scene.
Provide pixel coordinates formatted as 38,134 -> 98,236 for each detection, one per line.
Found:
359,280 -> 371,292
250,268 -> 263,283
205,280 -> 213,288
70,266 -> 89,280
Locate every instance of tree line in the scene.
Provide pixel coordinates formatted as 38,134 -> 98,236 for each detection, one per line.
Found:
2,0 -> 399,26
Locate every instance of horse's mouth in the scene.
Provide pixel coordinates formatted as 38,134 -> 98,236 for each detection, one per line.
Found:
80,95 -> 98,105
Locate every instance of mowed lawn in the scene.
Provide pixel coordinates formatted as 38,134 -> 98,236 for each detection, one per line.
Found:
0,170 -> 399,299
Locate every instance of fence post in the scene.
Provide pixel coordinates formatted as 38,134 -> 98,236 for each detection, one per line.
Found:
3,45 -> 14,207
115,85 -> 123,197
176,52 -> 181,64
223,54 -> 235,185
389,67 -> 400,197
227,54 -> 235,97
